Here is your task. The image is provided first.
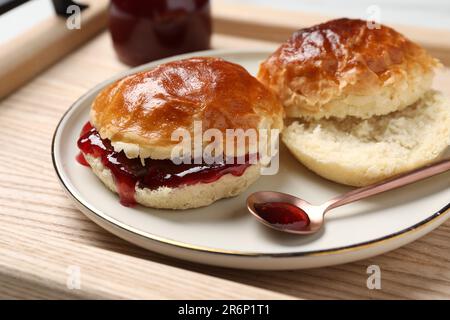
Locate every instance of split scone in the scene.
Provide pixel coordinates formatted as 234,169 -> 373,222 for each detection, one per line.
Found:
77,57 -> 284,209
258,18 -> 439,120
282,91 -> 450,186
258,18 -> 450,186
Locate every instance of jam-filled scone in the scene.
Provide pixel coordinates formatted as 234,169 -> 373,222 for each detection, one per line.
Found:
77,57 -> 284,209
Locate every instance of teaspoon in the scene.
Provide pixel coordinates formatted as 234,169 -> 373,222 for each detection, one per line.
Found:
247,158 -> 450,235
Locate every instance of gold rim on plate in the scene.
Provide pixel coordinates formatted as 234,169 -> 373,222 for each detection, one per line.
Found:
51,49 -> 450,259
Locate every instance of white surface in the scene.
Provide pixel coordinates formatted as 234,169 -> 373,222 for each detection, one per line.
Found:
224,0 -> 450,31
0,0 -> 53,44
52,49 -> 450,269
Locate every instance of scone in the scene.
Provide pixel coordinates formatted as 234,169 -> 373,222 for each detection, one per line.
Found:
258,18 -> 439,120
258,18 -> 449,186
282,91 -> 450,186
77,57 -> 284,209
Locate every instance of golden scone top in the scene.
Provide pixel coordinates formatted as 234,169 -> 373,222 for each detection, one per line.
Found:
259,18 -> 436,83
258,18 -> 439,119
90,57 -> 284,159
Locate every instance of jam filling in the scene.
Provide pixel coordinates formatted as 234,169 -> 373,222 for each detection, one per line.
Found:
76,122 -> 252,207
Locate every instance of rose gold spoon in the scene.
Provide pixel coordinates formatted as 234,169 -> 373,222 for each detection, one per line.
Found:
247,158 -> 450,235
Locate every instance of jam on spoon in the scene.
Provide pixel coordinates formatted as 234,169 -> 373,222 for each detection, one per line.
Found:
253,202 -> 310,230
76,122 -> 252,207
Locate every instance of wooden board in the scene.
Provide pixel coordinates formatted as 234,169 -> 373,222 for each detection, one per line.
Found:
1,31 -> 450,299
0,0 -> 108,99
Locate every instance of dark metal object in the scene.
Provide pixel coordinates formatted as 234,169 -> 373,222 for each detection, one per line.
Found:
51,0 -> 87,17
0,0 -> 30,15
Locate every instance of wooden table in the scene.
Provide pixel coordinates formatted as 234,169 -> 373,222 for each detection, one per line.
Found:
1,3 -> 450,300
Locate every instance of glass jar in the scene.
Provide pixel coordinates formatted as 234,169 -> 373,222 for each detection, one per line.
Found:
109,0 -> 211,66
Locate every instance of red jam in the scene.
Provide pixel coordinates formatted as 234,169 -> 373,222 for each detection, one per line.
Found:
109,0 -> 211,66
76,122 -> 252,207
253,202 -> 310,229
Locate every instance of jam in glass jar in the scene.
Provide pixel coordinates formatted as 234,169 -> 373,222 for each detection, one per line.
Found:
109,0 -> 211,66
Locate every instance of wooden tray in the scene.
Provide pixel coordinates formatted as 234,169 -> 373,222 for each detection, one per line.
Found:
0,0 -> 449,299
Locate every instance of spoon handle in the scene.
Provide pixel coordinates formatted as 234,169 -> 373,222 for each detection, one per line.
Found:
325,158 -> 450,211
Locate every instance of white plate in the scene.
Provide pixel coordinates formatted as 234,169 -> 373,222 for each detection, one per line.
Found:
52,49 -> 450,270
